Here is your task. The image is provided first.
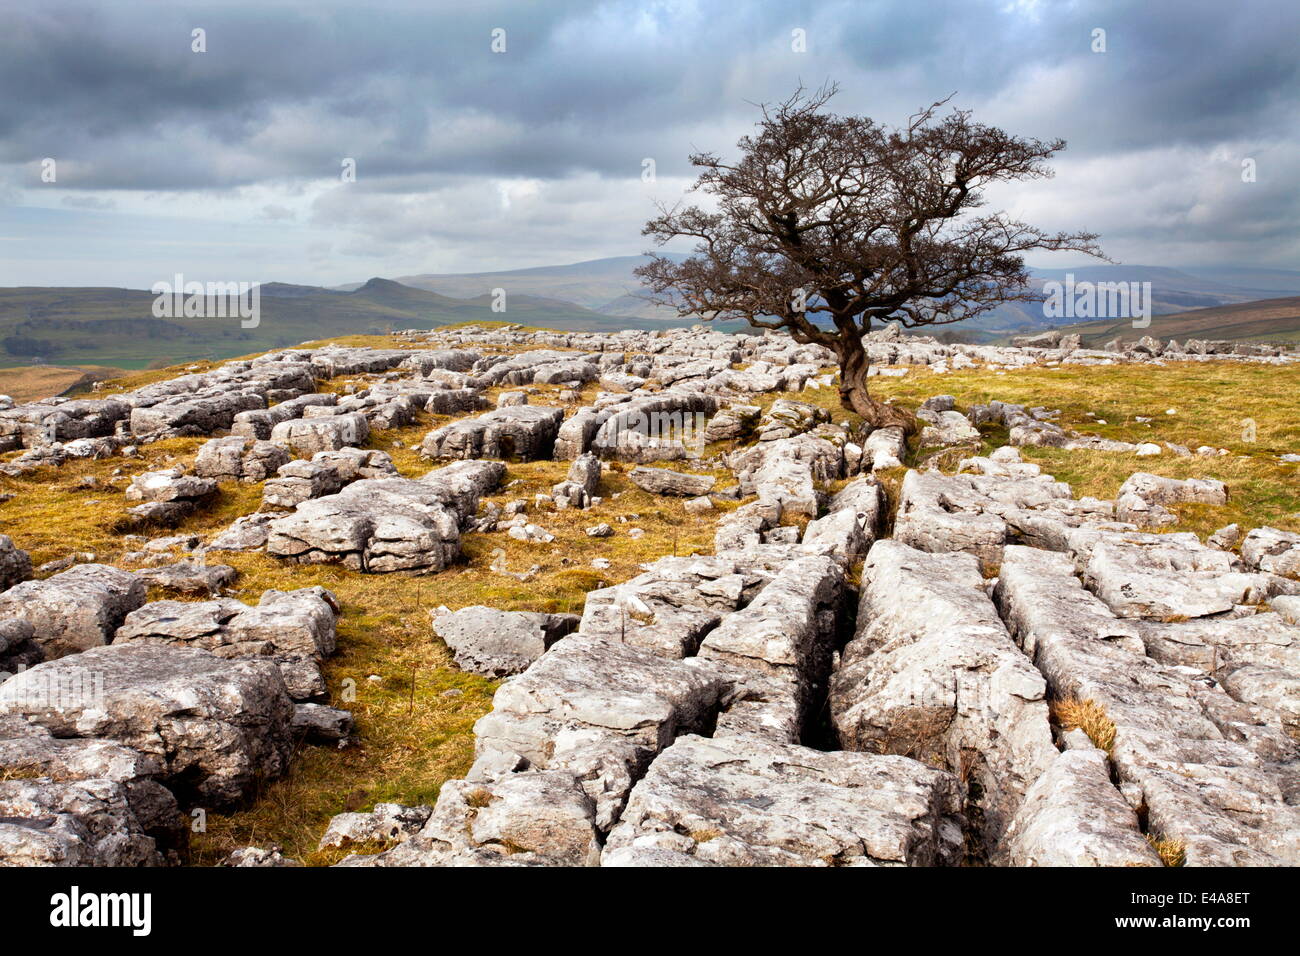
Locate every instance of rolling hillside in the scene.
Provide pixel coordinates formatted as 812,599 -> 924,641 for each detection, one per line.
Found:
0,278 -> 658,370
1049,296 -> 1300,347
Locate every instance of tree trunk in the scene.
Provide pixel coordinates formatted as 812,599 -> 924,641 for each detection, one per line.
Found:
837,336 -> 917,433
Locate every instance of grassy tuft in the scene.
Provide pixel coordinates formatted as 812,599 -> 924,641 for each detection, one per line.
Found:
1146,834 -> 1187,868
1052,697 -> 1118,753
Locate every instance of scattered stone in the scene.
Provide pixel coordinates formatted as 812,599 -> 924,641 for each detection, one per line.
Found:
318,803 -> 434,850
628,466 -> 716,497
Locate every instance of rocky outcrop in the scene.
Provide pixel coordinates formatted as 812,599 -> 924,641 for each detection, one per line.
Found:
260,448 -> 398,511
0,564 -> 145,658
995,545 -> 1300,866
114,587 -> 339,701
194,435 -> 292,482
265,460 -> 504,573
471,635 -> 730,830
270,412 -> 370,458
0,775 -> 182,866
123,467 -> 219,528
831,541 -> 1057,852
420,405 -> 563,461
0,645 -> 295,808
602,734 -> 964,867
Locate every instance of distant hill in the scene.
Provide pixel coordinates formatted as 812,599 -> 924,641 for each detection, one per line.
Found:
343,254 -> 691,322
1046,296 -> 1300,347
7,258 -> 1297,369
0,364 -> 125,403
956,265 -> 1271,338
0,279 -> 666,369
346,258 -> 1283,338
1178,267 -> 1300,296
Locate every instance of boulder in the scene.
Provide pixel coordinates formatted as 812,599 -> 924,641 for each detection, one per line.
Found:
0,645 -> 295,807
432,605 -> 579,677
0,776 -> 181,866
997,749 -> 1161,866
266,461 -> 504,573
420,405 -> 563,461
628,466 -> 715,497
193,435 -> 292,482
270,412 -> 370,457
0,534 -> 32,592
341,772 -> 602,867
0,564 -> 145,658
318,802 -> 433,850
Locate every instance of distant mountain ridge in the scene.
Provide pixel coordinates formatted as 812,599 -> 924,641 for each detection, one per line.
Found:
340,258 -> 1300,336
338,254 -> 691,321
5,258 -> 1299,369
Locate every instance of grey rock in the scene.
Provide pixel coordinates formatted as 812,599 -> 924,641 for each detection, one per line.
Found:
222,846 -> 301,867
291,702 -> 355,742
342,771 -> 601,867
998,749 -> 1161,866
194,435 -> 291,482
420,405 -> 563,461
1241,527 -> 1300,576
472,635 -> 729,829
603,734 -> 963,867
0,776 -> 181,866
266,460 -> 504,573
124,467 -> 218,504
0,535 -> 32,593
832,541 -> 1056,851
270,412 -> 370,457
432,605 -> 578,677
318,802 -> 433,850
0,564 -> 145,659
0,645 -> 295,808
628,466 -> 715,497
136,561 -> 238,596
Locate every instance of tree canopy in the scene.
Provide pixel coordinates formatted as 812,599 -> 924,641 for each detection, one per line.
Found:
636,85 -> 1106,428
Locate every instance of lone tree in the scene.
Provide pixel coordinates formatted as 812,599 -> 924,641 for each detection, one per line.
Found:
636,85 -> 1105,430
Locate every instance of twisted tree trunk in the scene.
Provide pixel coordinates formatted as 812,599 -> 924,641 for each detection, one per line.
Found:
837,335 -> 916,433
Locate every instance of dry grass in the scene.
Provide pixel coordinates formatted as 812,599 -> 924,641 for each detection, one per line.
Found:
1146,834 -> 1187,868
0,766 -> 45,781
764,359 -> 1300,538
0,365 -> 126,404
1052,698 -> 1118,753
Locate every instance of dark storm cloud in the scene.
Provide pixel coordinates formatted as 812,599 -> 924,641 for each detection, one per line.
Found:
1,0 -> 1297,279
6,0 -> 1287,187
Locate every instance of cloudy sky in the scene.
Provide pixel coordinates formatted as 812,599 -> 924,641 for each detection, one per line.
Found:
1,0 -> 1296,288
